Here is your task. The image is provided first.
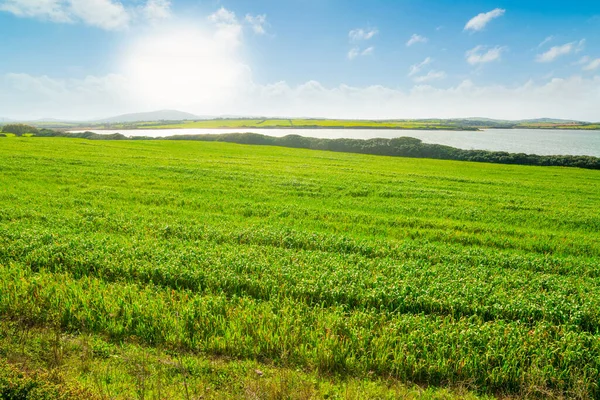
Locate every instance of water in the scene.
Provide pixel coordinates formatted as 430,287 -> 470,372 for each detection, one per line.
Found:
69,128 -> 600,157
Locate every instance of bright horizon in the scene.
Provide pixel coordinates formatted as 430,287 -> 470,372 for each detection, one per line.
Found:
1,0 -> 600,121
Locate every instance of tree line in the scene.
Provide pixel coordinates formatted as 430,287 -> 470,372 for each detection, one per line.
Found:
1,124 -> 39,136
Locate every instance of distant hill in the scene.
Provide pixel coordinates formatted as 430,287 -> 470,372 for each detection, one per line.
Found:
518,118 -> 584,124
463,117 -> 587,124
97,110 -> 201,123
463,117 -> 511,123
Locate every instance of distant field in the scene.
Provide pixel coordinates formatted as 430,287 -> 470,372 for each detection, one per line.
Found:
128,118 -> 477,130
7,118 -> 600,131
516,122 -> 600,130
84,118 -> 600,131
1,137 -> 600,398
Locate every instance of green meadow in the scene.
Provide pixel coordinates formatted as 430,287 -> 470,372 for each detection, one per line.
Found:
1,137 -> 600,398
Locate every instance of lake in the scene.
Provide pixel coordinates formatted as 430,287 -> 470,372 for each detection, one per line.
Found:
69,128 -> 600,157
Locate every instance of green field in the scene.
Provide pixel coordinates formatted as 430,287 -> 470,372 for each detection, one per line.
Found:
109,118 -> 477,130
9,117 -> 600,131
1,137 -> 600,398
515,122 -> 600,130
78,118 -> 600,131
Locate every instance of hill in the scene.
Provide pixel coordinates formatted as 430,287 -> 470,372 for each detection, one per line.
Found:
97,109 -> 201,123
519,117 -> 584,124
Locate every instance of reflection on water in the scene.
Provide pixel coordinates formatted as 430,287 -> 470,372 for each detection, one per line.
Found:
68,128 -> 600,157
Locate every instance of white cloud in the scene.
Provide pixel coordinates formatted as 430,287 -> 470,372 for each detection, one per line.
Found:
408,57 -> 444,83
5,71 -> 600,122
464,8 -> 505,32
245,14 -> 267,35
538,36 -> 554,48
208,7 -> 237,25
361,46 -> 374,56
406,34 -> 428,47
349,28 -> 378,41
0,0 -> 173,29
348,46 -> 374,60
466,45 -> 506,65
141,0 -> 170,23
408,57 -> 432,76
412,70 -> 446,83
1,72 -> 129,119
68,0 -> 129,30
583,58 -> 600,71
536,40 -> 585,62
0,0 -> 71,22
208,7 -> 243,46
347,48 -> 359,60
347,27 -> 376,60
234,76 -> 600,121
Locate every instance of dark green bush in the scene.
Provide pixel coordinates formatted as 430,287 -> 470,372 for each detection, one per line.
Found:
1,124 -> 39,136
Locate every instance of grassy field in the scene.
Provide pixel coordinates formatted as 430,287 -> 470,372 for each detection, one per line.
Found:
515,122 -> 600,130
1,137 -> 600,398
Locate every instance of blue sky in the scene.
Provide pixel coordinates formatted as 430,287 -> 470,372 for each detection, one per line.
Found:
1,0 -> 600,120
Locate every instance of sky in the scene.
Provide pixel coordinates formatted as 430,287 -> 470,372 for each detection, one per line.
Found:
1,0 -> 600,121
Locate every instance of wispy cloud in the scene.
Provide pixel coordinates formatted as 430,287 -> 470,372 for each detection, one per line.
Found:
361,46 -> 374,56
583,58 -> 600,71
464,8 -> 505,32
466,45 -> 506,65
347,48 -> 359,60
406,33 -> 428,47
142,0 -> 171,23
408,57 -> 444,83
245,14 -> 267,35
349,28 -> 378,41
208,7 -> 243,45
348,46 -> 374,60
536,40 -> 585,62
209,7 -> 237,25
347,27 -> 377,60
0,0 -> 171,30
408,57 -> 432,76
538,36 -> 554,48
413,70 -> 446,83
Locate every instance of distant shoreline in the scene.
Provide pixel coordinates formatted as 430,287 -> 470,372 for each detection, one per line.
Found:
75,126 -> 482,131
6,117 -> 600,131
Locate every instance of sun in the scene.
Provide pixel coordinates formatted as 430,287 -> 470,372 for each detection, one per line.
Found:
119,23 -> 251,112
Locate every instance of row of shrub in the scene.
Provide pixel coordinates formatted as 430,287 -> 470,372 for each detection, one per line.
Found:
1,124 -> 39,136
